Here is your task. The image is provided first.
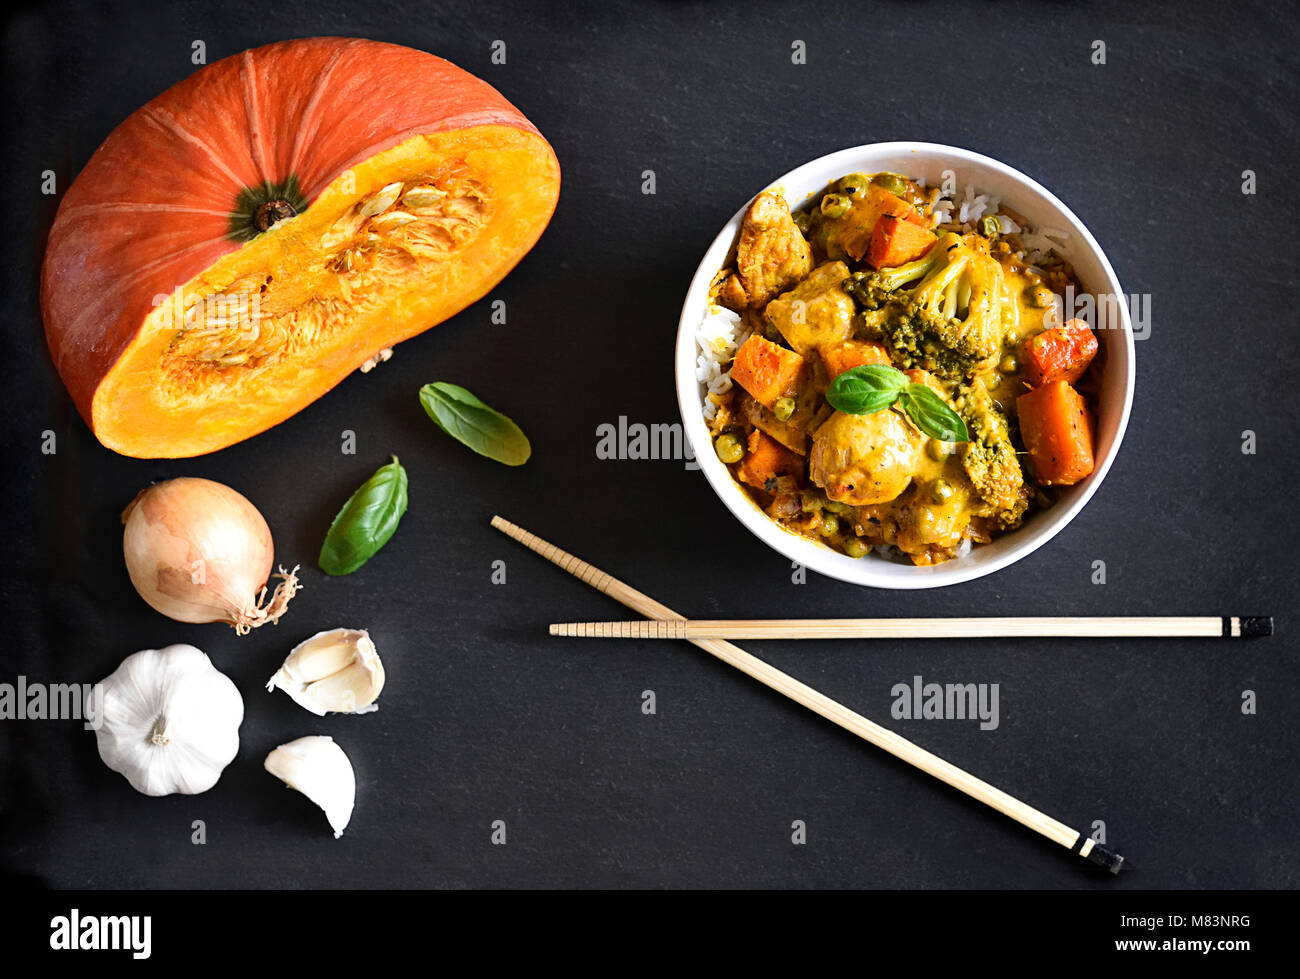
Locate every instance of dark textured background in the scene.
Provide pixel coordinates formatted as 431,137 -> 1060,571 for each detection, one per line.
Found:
1,0 -> 1296,889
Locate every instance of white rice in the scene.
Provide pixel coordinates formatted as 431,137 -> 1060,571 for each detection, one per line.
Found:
931,181 -> 996,226
929,181 -> 1070,268
694,304 -> 752,421
1016,225 -> 1072,267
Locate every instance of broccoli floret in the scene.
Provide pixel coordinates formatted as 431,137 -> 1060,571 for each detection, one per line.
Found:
874,315 -> 980,378
956,379 -> 1027,527
902,237 -> 1005,364
852,235 -> 1007,379
842,248 -> 942,310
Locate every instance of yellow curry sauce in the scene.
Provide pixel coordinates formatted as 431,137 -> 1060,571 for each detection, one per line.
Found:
706,171 -> 1099,565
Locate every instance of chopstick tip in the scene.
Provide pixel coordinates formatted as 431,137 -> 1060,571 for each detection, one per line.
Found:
490,515 -> 525,542
1241,616 -> 1273,637
1085,842 -> 1127,874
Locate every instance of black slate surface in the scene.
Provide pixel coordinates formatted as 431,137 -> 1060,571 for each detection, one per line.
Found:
2,0 -> 1297,889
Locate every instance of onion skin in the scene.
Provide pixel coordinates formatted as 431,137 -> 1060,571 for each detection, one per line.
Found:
122,477 -> 299,633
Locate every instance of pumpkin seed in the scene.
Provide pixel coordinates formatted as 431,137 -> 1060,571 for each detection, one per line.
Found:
360,182 -> 403,217
246,321 -> 288,359
358,348 -> 393,373
370,211 -> 418,231
321,206 -> 365,249
401,184 -> 446,209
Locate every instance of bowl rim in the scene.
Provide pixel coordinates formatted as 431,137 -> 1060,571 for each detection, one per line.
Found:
674,141 -> 1136,589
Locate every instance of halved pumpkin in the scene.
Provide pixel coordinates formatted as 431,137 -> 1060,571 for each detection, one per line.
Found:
41,37 -> 560,458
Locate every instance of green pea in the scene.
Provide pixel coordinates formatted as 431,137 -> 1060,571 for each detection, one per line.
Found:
820,193 -> 852,219
792,209 -> 813,234
715,433 -> 744,464
926,440 -> 950,462
843,537 -> 871,559
800,491 -> 825,513
819,513 -> 840,536
931,479 -> 954,504
837,174 -> 871,198
999,353 -> 1019,374
871,173 -> 908,197
1004,327 -> 1021,345
824,500 -> 853,516
773,397 -> 796,421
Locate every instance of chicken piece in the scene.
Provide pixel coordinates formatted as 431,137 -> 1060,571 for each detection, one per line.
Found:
715,272 -> 748,311
891,478 -> 974,556
809,409 -> 922,506
741,392 -> 809,455
763,261 -> 857,356
735,189 -> 814,308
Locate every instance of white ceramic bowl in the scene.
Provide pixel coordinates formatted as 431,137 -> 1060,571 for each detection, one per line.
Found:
675,142 -> 1135,589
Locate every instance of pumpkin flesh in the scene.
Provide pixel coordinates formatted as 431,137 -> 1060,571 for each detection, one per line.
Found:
42,39 -> 560,458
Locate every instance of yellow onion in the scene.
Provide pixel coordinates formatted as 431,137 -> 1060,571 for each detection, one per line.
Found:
122,477 -> 299,634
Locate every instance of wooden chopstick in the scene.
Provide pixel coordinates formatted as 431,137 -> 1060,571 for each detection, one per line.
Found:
492,515 -> 1126,874
550,616 -> 1274,641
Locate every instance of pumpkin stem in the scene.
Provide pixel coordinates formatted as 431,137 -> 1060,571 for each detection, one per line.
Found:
253,199 -> 297,232
150,718 -> 171,746
227,176 -> 308,242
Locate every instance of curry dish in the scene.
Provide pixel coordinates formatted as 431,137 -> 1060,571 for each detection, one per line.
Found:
704,171 -> 1101,565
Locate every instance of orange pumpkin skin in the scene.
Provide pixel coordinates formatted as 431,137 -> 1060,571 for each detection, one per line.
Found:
42,37 -> 560,458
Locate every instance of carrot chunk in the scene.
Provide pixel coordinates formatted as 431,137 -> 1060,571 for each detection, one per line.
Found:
836,186 -> 928,261
820,339 -> 892,380
1017,380 -> 1095,485
868,185 -> 928,227
867,214 -> 936,269
731,335 -> 806,408
1022,319 -> 1098,387
736,429 -> 803,490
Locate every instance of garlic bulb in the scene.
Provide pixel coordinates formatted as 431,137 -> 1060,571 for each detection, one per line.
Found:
94,644 -> 243,796
266,628 -> 385,715
264,736 -> 356,838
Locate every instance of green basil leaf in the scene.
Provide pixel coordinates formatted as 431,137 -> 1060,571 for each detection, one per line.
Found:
319,455 -> 409,576
900,384 -> 971,442
825,364 -> 907,415
419,382 -> 532,466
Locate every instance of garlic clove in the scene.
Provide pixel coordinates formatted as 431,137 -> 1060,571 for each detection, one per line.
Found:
264,735 -> 355,838
266,628 -> 385,715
